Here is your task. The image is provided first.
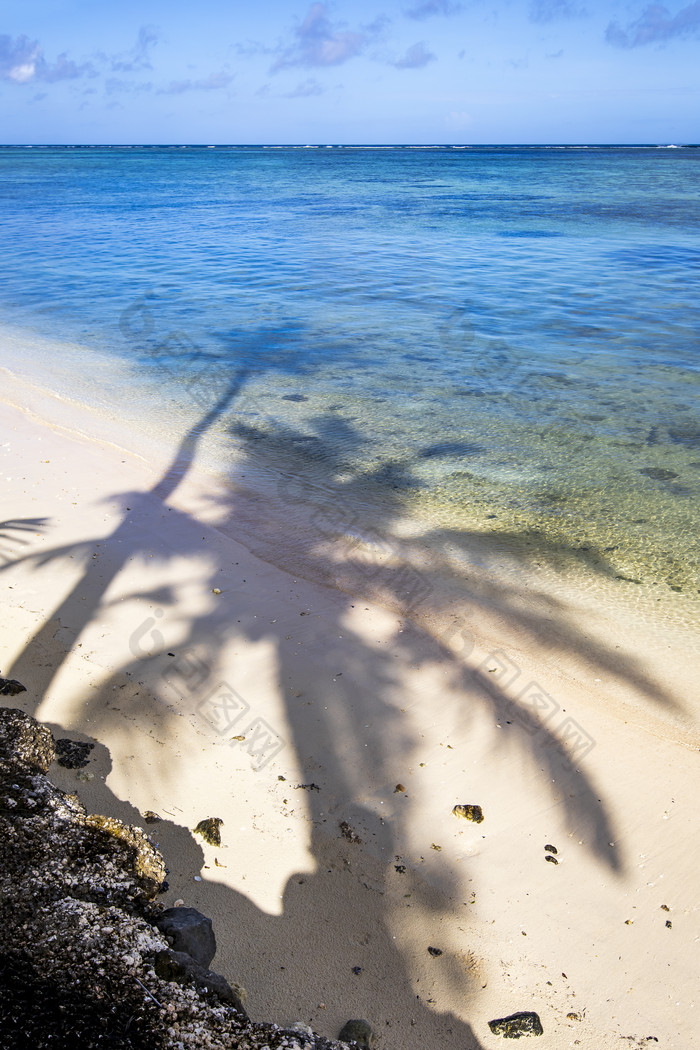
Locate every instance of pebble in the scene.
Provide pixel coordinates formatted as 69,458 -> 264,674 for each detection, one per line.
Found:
338,1019 -> 374,1048
488,1011 -> 543,1038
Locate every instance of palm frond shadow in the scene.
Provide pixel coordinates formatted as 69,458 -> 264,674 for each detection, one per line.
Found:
0,517 -> 50,563
218,411 -> 681,717
0,380 -> 684,1047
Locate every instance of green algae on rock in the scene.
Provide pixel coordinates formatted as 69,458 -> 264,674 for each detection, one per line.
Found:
85,814 -> 167,895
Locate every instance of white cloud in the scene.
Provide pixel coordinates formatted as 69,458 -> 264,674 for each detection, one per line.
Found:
406,0 -> 462,21
394,41 -> 436,68
1,27 -> 160,90
105,77 -> 153,96
606,2 -> 700,47
0,33 -> 94,83
109,26 -> 160,73
0,34 -> 41,82
285,77 -> 325,97
157,71 -> 235,95
272,3 -> 369,71
529,0 -> 587,23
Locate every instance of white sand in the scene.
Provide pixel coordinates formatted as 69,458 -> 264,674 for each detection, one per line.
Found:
1,368 -> 698,1050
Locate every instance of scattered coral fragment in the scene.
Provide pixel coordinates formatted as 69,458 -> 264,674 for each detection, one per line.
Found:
453,804 -> 484,823
339,821 -> 361,843
488,1011 -> 543,1038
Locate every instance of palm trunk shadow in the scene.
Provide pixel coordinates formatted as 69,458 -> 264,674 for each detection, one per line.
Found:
7,369 -> 249,705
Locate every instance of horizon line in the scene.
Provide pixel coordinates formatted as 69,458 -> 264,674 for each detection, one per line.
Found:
1,142 -> 697,149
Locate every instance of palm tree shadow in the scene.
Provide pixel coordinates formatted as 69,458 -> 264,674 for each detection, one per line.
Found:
0,379 -> 686,1047
0,517 -> 50,563
3,368 -> 248,702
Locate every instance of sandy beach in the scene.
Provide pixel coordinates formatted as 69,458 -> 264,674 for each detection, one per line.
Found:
1,366 -> 699,1050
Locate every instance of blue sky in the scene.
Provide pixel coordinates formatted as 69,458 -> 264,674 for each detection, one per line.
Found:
1,1 -> 698,143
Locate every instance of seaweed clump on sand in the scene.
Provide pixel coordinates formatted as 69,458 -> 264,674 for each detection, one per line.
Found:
193,817 -> 223,847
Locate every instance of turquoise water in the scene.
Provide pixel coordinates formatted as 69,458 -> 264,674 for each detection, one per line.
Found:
0,145 -> 699,596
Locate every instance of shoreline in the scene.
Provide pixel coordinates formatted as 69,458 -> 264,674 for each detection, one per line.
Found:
2,364 -> 698,738
2,314 -> 699,610
1,369 -> 699,1047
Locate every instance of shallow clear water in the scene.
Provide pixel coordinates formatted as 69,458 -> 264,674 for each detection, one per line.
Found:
0,145 -> 699,597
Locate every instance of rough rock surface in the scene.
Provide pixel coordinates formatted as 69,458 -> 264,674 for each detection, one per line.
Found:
155,908 -> 217,969
0,705 -> 356,1050
488,1010 -> 544,1038
54,736 -> 95,768
337,1020 -> 375,1047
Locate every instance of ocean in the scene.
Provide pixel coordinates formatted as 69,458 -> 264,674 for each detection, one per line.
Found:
1,145 -> 698,609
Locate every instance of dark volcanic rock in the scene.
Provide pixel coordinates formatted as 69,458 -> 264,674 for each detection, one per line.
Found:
54,737 -> 95,769
488,1011 -> 544,1038
84,814 -> 168,899
0,707 -> 352,1050
154,949 -> 247,1015
0,678 -> 27,697
338,1019 -> 375,1047
0,705 -> 54,773
155,907 -> 216,968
